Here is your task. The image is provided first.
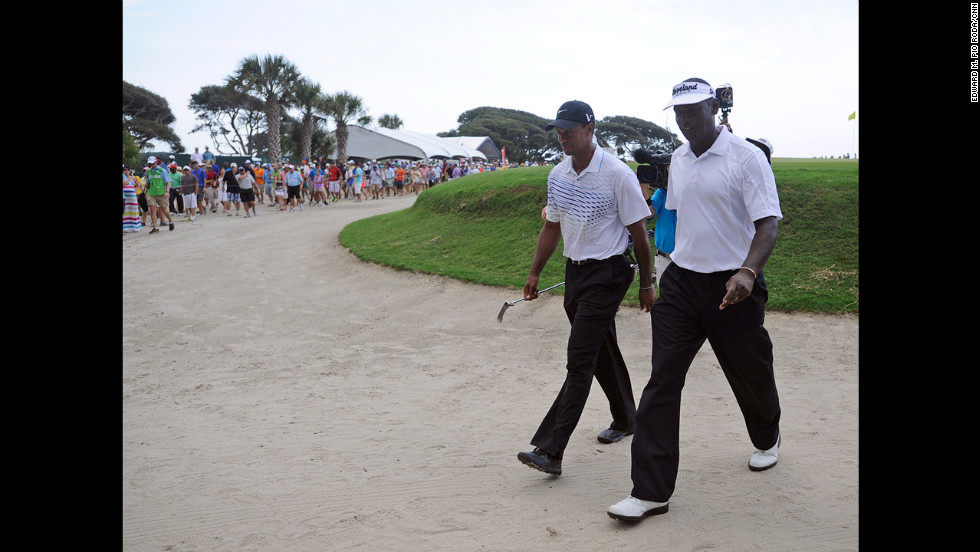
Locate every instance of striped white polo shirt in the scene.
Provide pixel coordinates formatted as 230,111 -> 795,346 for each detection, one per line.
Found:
546,147 -> 650,262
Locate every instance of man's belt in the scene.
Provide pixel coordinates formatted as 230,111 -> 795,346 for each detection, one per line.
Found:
569,253 -> 627,266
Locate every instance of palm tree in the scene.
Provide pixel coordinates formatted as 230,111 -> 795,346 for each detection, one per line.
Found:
293,78 -> 326,163
324,90 -> 372,163
378,113 -> 404,129
227,54 -> 301,164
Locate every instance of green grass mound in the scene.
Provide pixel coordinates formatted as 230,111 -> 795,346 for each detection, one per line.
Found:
339,160 -> 858,314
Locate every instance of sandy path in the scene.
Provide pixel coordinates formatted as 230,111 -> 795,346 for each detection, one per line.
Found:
122,193 -> 858,551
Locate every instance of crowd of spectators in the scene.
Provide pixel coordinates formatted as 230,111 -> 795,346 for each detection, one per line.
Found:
123,154 -> 510,234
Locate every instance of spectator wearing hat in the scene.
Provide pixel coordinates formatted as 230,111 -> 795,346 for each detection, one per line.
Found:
351,162 -> 365,202
202,146 -> 215,165
383,162 -> 395,197
190,147 -> 204,166
340,161 -> 352,199
362,161 -> 372,198
311,163 -> 328,205
284,164 -> 304,211
408,163 -> 423,195
273,163 -> 287,210
168,163 -> 184,216
328,162 -> 343,202
191,161 -> 209,216
180,166 -> 200,220
204,163 -> 219,213
400,163 -> 410,193
428,163 -> 440,188
299,161 -> 313,204
144,156 -> 174,233
393,163 -> 406,196
267,163 -> 282,208
222,162 -> 242,216
242,160 -> 257,193
236,163 -> 257,217
368,161 -> 383,200
516,99 -> 653,478
261,163 -> 273,206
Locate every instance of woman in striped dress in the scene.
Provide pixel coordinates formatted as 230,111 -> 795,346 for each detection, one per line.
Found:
123,166 -> 142,233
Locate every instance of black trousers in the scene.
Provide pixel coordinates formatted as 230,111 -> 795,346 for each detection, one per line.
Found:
169,188 -> 184,213
630,263 -> 781,502
530,254 -> 637,457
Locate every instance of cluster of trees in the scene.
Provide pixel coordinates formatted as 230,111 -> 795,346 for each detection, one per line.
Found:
123,54 -> 399,167
438,108 -> 680,164
123,53 -> 679,168
123,81 -> 183,154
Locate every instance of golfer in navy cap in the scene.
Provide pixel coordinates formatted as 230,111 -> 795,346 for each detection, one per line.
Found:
516,100 -> 654,477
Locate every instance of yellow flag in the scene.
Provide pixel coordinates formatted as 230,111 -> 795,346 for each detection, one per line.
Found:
847,111 -> 856,121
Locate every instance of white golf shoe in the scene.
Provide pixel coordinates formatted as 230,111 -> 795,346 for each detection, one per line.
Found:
607,496 -> 669,521
748,434 -> 780,471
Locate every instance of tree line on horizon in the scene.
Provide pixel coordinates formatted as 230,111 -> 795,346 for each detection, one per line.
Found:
123,54 -> 680,169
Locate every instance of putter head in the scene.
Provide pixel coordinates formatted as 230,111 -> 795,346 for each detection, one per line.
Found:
497,301 -> 512,323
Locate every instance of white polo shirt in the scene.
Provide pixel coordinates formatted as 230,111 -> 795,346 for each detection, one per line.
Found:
666,128 -> 782,273
546,147 -> 650,262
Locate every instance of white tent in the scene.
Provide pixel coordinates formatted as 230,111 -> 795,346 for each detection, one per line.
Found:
447,136 -> 501,161
342,126 -> 487,162
342,126 -> 427,161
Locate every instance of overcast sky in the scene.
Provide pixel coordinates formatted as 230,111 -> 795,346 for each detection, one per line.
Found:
122,0 -> 859,159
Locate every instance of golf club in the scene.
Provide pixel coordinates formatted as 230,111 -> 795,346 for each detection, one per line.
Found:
496,281 -> 565,323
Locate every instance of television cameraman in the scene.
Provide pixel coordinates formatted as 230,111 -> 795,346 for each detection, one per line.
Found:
608,78 -> 783,522
632,149 -> 676,289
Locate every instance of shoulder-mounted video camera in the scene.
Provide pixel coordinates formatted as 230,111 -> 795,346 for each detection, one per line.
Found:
633,148 -> 672,189
716,83 -> 733,120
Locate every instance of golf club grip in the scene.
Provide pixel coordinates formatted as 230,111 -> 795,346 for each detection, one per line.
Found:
517,281 -> 565,304
538,282 -> 565,295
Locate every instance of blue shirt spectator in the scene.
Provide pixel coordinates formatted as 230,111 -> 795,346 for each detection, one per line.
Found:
192,165 -> 208,189
284,167 -> 303,187
649,187 -> 676,254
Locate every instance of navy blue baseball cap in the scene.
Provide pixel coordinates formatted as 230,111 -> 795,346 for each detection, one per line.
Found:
545,100 -> 595,130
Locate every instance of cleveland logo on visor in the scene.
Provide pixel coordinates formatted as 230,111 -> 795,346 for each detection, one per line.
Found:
672,82 -> 713,98
664,80 -> 716,110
